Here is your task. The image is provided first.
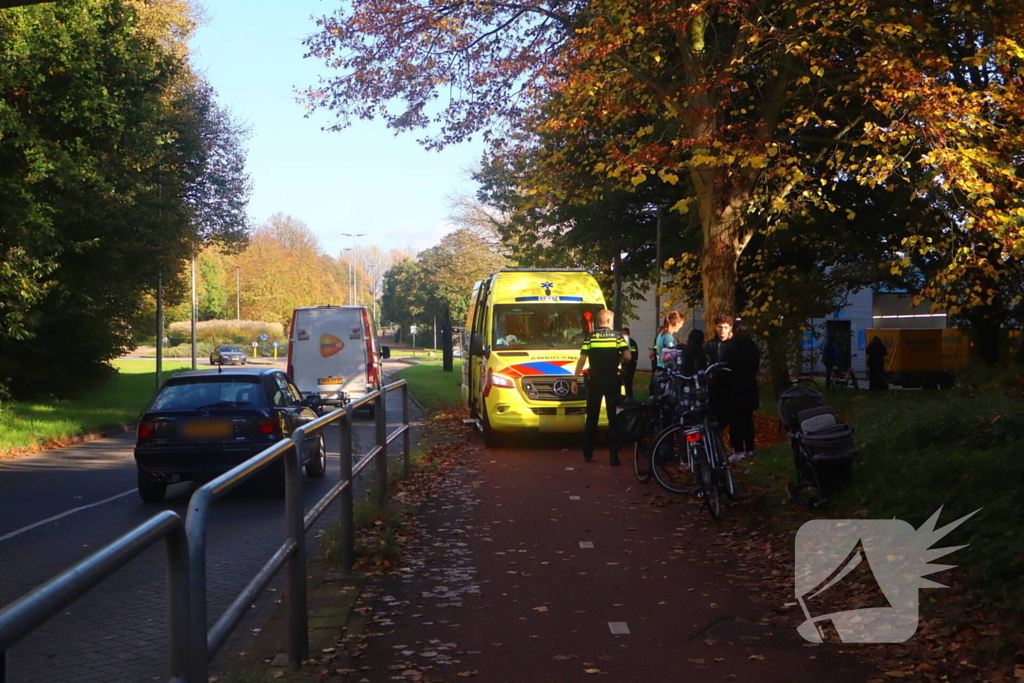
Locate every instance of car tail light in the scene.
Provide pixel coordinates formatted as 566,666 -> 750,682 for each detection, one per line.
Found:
259,418 -> 279,435
137,422 -> 156,439
361,308 -> 379,388
685,430 -> 702,443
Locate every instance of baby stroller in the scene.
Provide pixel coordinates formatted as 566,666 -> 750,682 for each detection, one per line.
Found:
777,386 -> 857,507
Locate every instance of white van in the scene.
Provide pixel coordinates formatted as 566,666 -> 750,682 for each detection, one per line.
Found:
287,306 -> 390,416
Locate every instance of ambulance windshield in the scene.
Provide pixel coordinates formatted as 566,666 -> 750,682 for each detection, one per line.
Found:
492,304 -> 603,350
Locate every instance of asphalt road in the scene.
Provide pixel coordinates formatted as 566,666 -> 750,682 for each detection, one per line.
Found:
0,362 -> 418,683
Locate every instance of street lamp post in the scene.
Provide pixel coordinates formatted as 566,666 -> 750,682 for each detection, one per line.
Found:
235,266 -> 240,320
340,232 -> 366,306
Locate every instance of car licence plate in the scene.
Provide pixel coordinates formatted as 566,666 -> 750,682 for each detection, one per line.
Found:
318,377 -> 344,385
182,420 -> 233,440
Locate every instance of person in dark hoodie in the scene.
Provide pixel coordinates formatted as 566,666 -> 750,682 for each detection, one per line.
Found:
866,335 -> 889,391
678,328 -> 709,413
721,320 -> 760,462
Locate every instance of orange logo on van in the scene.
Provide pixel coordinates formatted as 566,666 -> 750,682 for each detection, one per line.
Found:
320,334 -> 344,357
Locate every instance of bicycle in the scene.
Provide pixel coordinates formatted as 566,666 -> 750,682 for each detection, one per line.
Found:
632,371 -> 681,484
648,363 -> 733,521
833,354 -> 860,389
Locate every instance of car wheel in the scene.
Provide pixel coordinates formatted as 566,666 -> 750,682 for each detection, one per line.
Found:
305,434 -> 327,478
137,469 -> 166,503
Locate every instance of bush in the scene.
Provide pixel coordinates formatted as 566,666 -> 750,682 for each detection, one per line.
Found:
166,320 -> 284,346
161,342 -> 218,358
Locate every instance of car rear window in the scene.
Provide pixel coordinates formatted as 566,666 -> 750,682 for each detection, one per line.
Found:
151,377 -> 264,411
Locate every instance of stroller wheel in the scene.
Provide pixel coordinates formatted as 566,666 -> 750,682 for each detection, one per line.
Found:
807,495 -> 828,510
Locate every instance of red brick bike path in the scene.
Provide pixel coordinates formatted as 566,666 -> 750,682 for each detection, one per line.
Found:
346,433 -> 876,682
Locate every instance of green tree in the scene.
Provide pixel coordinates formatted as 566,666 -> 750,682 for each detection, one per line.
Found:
0,0 -> 251,398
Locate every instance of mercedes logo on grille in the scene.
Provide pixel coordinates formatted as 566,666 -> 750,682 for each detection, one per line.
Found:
552,380 -> 571,397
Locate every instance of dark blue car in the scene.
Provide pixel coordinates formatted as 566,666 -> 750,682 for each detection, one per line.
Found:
134,367 -> 325,502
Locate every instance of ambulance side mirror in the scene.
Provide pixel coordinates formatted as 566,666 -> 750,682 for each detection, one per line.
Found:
470,333 -> 486,357
379,346 -> 391,360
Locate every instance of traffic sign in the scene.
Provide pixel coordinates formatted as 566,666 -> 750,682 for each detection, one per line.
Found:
259,333 -> 268,341
272,341 -> 279,348
252,341 -> 258,348
410,325 -> 418,335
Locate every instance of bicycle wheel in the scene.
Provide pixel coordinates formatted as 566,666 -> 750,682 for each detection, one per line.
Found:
633,426 -> 654,483
703,417 -> 736,498
693,442 -> 723,521
651,426 -> 697,495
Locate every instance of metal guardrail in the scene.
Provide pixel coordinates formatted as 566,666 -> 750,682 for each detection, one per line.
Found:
0,379 -> 411,683
0,510 -> 190,683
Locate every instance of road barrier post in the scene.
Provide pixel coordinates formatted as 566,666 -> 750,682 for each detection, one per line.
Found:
375,389 -> 388,507
339,410 -> 355,576
402,383 -> 411,477
287,430 -> 309,665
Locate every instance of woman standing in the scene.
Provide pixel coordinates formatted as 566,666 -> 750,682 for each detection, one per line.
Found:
721,320 -> 760,462
648,311 -> 684,398
650,311 -> 684,369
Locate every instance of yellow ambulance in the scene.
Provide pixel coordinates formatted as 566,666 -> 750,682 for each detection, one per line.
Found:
462,268 -> 609,445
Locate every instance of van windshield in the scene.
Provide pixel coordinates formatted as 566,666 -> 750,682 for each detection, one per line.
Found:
492,304 -> 604,350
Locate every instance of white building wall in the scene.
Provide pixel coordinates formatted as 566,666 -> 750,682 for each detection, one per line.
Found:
804,288 -> 874,374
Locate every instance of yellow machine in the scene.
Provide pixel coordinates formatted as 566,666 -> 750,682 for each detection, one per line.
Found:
462,269 -> 608,445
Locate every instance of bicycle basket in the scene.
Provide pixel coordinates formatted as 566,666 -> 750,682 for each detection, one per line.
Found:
613,397 -> 650,443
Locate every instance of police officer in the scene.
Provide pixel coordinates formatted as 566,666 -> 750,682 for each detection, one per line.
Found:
570,309 -> 631,466
621,326 -> 639,397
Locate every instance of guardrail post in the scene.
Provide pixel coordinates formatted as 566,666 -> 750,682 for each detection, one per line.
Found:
339,410 -> 355,577
402,383 -> 411,478
186,494 -> 210,683
375,389 -> 388,507
166,523 -> 190,682
2,649 -> 7,683
286,433 -> 309,665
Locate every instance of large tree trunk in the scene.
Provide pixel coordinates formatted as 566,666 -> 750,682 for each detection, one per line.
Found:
694,171 -> 749,330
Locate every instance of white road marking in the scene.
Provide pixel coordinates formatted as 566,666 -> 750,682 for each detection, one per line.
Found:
579,541 -> 594,549
569,495 -> 581,500
0,489 -> 137,543
609,622 -> 630,635
565,467 -> 574,471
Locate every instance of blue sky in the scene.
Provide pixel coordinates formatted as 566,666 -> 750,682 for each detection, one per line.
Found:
190,0 -> 487,258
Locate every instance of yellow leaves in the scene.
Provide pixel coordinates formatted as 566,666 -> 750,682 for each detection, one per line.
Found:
630,173 -> 647,187
747,156 -> 768,169
846,209 -> 856,220
767,145 -> 779,158
657,169 -> 679,185
810,65 -> 824,77
670,198 -> 690,214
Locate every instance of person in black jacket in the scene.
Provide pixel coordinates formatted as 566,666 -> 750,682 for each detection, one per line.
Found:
721,320 -> 760,462
707,318 -> 733,429
621,326 -> 640,397
866,336 -> 889,391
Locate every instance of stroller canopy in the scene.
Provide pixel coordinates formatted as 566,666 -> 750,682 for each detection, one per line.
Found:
778,386 -> 831,434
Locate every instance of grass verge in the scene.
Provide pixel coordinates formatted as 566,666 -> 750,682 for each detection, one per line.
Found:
0,359 -> 192,457
742,364 -> 1024,625
391,362 -> 463,412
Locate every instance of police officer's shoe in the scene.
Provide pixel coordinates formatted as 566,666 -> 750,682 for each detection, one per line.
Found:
609,455 -> 621,466
583,452 -> 593,462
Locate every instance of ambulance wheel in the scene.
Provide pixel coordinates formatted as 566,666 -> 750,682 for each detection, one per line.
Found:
481,402 -> 499,448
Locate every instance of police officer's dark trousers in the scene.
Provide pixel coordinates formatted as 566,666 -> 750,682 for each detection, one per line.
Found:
583,373 -> 620,462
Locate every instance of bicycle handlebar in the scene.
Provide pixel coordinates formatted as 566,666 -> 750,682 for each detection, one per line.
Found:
673,362 -> 731,382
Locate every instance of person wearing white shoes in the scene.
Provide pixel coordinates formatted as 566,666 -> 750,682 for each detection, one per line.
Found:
721,319 -> 760,463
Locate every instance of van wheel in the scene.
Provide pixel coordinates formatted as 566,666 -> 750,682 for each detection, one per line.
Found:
305,434 -> 327,478
481,401 -> 500,448
137,469 -> 166,503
